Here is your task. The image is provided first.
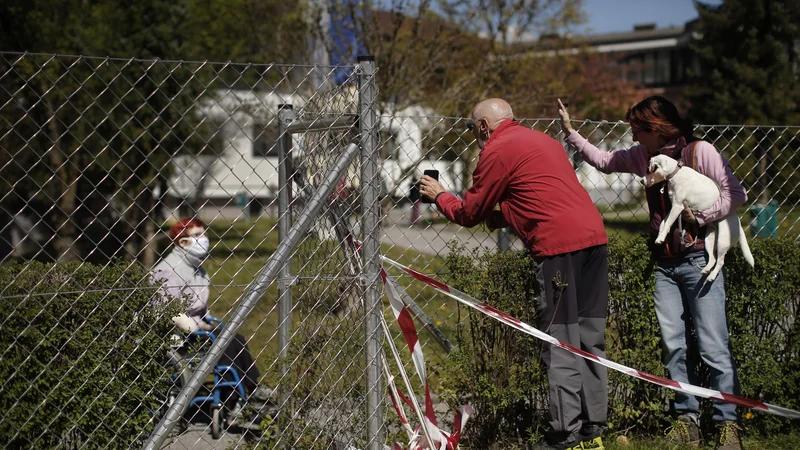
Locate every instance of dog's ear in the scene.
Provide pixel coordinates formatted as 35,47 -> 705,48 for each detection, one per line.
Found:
648,158 -> 656,173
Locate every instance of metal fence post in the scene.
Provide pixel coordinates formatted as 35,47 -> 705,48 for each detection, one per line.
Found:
277,103 -> 296,413
497,228 -> 510,252
357,55 -> 383,450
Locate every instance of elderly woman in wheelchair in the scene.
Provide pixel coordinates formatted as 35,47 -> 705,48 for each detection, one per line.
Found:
155,218 -> 274,435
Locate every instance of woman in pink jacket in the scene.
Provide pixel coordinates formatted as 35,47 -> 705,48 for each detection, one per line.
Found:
558,96 -> 746,450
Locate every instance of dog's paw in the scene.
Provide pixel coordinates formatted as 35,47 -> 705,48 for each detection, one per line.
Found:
706,273 -> 718,282
654,236 -> 665,244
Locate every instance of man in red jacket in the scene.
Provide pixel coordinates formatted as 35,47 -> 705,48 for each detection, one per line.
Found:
420,98 -> 609,450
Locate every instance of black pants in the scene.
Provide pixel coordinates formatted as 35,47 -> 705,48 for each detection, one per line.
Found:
533,244 -> 609,438
218,333 -> 260,395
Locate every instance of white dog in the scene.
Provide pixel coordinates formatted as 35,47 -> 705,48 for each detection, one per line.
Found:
649,154 -> 754,281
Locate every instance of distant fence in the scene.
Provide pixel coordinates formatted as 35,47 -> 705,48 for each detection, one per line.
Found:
1,52 -> 798,449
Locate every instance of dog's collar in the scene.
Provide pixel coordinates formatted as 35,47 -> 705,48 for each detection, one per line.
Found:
665,161 -> 684,181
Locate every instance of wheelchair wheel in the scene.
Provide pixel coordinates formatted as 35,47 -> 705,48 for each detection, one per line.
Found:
210,406 -> 222,439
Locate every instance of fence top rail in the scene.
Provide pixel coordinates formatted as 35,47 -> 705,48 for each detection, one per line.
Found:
378,114 -> 800,129
285,115 -> 358,134
0,51 -> 357,70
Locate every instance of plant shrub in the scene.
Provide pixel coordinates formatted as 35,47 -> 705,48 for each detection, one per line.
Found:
724,236 -> 800,434
0,261 -> 181,449
439,243 -> 547,448
439,234 -> 800,447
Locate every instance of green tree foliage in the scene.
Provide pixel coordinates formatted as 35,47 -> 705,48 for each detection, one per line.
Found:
0,0 -> 307,264
688,0 -> 800,205
688,0 -> 800,124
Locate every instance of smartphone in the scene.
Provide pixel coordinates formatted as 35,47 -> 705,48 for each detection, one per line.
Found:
422,169 -> 439,203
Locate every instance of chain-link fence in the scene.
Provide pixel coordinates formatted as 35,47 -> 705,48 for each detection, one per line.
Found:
1,52 -> 799,449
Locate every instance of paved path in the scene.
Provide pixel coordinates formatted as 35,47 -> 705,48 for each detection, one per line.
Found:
166,425 -> 237,450
381,208 -> 526,257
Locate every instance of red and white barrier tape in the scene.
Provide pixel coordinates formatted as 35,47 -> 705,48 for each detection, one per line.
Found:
381,267 -> 474,450
380,254 -> 800,420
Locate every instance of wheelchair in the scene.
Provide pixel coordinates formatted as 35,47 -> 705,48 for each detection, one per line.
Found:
162,317 -> 251,439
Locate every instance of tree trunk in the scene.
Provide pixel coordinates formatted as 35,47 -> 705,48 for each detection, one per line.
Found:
45,96 -> 81,263
123,197 -> 141,261
754,128 -> 772,205
141,211 -> 159,269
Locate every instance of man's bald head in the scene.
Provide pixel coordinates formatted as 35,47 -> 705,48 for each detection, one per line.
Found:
472,98 -> 514,131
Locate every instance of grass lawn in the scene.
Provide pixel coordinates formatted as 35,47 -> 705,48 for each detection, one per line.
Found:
196,216 -> 458,386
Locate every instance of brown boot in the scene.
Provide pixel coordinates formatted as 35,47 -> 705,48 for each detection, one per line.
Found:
665,414 -> 702,447
715,421 -> 745,450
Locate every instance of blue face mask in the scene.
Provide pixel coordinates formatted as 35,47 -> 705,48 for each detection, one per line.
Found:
184,236 -> 210,258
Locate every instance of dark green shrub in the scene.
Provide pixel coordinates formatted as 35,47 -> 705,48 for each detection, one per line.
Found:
439,235 -> 800,447
724,236 -> 800,434
0,261 -> 181,449
605,234 -> 667,433
439,244 -> 547,448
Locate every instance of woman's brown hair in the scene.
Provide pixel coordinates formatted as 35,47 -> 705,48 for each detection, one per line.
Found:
625,96 -> 694,140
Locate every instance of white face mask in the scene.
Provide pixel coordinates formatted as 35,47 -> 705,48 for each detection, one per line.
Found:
184,236 -> 210,258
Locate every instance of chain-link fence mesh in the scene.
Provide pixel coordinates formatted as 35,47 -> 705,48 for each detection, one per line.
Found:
1,52 -> 799,449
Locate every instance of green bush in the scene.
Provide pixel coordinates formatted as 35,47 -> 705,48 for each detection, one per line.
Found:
605,234 -> 667,433
724,236 -> 800,434
439,243 -> 547,449
439,235 -> 800,447
0,261 -> 181,449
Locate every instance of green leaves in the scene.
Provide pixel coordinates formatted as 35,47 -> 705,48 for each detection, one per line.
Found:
689,0 -> 800,125
438,234 -> 800,446
0,261 -> 181,448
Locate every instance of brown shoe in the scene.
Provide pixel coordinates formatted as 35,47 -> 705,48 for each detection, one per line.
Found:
715,421 -> 745,450
665,415 -> 702,447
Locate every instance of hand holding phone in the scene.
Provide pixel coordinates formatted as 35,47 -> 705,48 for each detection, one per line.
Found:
421,169 -> 439,203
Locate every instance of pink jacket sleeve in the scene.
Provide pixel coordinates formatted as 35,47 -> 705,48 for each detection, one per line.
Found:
691,141 -> 747,226
565,131 -> 650,177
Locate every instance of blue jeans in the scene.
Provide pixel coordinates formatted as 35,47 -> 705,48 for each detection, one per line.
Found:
654,252 -> 740,423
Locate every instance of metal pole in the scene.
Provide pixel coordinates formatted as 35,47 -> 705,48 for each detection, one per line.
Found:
358,55 -> 383,450
277,104 -> 295,413
285,115 -> 357,133
497,228 -> 510,252
143,142 -> 361,450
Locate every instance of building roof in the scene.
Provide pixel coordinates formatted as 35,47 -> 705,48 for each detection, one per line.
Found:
523,21 -> 694,54
585,24 -> 685,46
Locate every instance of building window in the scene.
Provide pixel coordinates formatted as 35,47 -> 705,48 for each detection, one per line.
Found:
655,49 -> 671,84
253,122 -> 280,157
643,52 -> 655,85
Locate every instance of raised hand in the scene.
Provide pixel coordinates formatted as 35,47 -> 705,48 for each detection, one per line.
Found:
557,98 -> 574,135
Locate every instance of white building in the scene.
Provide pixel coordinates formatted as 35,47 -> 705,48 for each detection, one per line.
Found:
164,88 -> 457,218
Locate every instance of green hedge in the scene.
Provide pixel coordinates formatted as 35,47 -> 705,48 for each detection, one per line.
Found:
439,235 -> 800,447
0,261 -> 181,449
